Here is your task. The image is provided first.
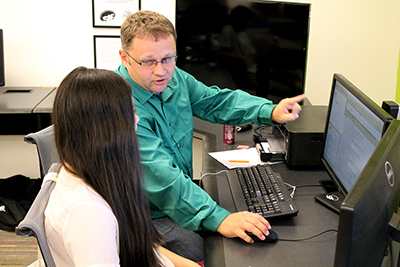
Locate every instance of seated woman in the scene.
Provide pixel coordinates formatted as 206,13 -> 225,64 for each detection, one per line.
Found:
46,66 -> 199,267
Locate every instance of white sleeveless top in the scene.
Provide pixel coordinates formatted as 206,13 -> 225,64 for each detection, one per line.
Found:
44,167 -> 174,267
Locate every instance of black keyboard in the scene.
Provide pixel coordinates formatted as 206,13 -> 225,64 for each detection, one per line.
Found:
234,164 -> 298,219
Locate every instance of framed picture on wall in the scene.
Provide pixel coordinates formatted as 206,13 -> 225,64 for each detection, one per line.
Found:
92,0 -> 140,28
94,36 -> 121,70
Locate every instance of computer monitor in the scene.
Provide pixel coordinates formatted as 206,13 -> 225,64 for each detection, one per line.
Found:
334,119 -> 400,267
315,73 -> 393,212
0,29 -> 5,86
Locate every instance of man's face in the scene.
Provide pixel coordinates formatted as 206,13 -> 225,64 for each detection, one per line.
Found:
120,34 -> 177,94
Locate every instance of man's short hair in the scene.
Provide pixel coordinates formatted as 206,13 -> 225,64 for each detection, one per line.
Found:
120,10 -> 177,50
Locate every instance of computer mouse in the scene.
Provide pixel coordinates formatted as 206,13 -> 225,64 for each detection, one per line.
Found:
247,230 -> 278,243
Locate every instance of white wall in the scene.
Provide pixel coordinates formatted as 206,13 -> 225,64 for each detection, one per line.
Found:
303,0 -> 400,105
0,135 -> 40,178
0,0 -> 399,105
0,0 -> 175,87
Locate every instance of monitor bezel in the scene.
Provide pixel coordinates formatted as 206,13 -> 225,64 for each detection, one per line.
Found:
321,73 -> 393,195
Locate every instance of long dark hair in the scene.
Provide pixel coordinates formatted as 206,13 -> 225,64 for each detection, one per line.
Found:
52,66 -> 162,267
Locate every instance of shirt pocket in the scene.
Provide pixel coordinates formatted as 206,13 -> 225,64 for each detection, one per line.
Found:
173,105 -> 193,145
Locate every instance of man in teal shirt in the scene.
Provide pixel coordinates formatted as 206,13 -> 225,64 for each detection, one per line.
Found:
116,10 -> 306,262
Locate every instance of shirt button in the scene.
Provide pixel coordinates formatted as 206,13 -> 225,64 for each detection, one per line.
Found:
169,123 -> 172,126
179,143 -> 182,147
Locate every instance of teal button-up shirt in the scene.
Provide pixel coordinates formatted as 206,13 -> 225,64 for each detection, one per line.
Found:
116,64 -> 277,232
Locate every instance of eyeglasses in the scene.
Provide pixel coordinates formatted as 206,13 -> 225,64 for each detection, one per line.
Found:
124,50 -> 177,69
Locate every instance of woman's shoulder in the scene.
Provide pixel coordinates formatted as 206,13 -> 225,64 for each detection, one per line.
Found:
48,167 -> 115,222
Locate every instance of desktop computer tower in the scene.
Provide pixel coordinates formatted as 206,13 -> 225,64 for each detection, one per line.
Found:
282,105 -> 327,168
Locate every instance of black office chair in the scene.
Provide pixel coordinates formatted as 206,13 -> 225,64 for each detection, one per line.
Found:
15,163 -> 60,267
24,125 -> 59,178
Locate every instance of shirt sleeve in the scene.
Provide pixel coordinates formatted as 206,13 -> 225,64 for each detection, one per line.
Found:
62,203 -> 120,267
178,68 -> 278,126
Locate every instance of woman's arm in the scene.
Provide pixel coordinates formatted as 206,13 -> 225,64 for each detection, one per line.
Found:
158,246 -> 201,267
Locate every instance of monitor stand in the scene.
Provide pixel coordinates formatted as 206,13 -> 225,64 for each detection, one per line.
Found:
314,180 -> 345,214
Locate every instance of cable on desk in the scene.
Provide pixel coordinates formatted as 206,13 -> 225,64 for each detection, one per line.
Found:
199,170 -> 228,188
295,184 -> 325,188
276,184 -> 338,242
284,183 -> 339,198
198,163 -> 285,188
297,184 -> 339,191
267,161 -> 285,166
284,182 -> 296,198
253,124 -> 275,136
277,229 -> 338,242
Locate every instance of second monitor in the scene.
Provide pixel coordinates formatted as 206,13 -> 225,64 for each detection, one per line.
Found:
315,73 -> 393,212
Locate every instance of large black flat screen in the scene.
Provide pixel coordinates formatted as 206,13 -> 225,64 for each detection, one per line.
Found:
176,0 -> 310,103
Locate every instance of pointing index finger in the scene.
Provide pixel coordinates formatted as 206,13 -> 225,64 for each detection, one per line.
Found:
291,94 -> 307,103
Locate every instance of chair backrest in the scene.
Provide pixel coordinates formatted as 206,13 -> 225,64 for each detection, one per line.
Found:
24,125 -> 60,178
15,163 -> 60,267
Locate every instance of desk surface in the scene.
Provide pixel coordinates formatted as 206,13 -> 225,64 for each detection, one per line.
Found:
0,87 -> 55,134
33,87 -> 57,113
0,87 -> 56,114
193,118 -> 339,267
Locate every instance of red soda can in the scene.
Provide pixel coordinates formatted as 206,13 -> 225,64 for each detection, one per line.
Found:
223,125 -> 235,144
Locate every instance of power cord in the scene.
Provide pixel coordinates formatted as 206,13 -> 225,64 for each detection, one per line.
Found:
285,183 -> 331,198
284,182 -> 296,198
253,124 -> 276,136
277,229 -> 338,242
198,164 -> 284,188
199,170 -> 228,188
278,183 -> 338,242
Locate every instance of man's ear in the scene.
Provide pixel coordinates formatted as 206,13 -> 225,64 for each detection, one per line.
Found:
119,49 -> 129,67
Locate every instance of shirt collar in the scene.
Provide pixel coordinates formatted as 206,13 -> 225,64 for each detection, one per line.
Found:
116,63 -> 178,104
